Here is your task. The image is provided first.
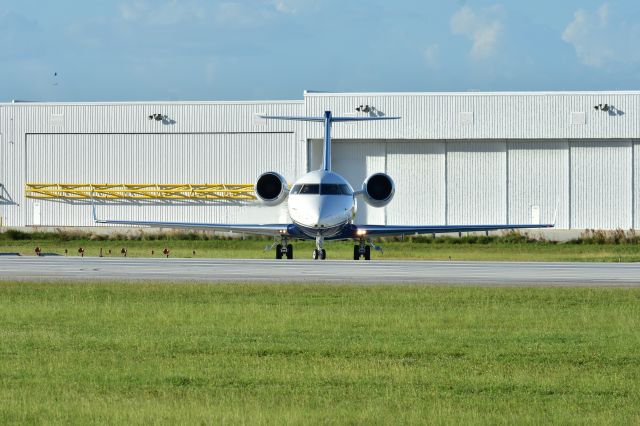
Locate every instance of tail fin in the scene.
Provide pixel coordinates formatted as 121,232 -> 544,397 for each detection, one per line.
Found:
259,111 -> 400,171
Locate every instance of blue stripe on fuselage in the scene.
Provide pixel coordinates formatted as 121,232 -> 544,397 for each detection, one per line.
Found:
287,221 -> 354,240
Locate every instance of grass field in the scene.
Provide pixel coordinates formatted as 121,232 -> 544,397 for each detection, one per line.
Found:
4,233 -> 640,262
1,282 -> 639,424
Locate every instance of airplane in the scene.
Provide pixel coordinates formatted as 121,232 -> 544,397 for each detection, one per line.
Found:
93,111 -> 554,260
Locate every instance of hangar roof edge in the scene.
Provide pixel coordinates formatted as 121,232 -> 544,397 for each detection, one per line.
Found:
304,90 -> 640,97
4,91 -> 640,106
0,100 -> 305,107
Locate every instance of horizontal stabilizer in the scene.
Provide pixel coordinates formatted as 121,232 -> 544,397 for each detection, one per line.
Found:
258,114 -> 400,122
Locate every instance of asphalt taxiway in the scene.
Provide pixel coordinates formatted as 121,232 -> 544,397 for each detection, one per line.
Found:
0,257 -> 639,286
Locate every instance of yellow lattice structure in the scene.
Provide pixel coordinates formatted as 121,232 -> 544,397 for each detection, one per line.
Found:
25,183 -> 256,200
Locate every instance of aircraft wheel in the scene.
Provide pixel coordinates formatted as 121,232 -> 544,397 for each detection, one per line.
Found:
312,249 -> 319,260
320,249 -> 326,260
353,245 -> 360,260
286,244 -> 293,260
276,244 -> 283,260
364,245 -> 371,261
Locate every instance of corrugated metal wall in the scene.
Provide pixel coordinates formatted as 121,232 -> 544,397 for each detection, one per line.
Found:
634,142 -> 640,229
2,91 -> 640,229
304,92 -> 640,140
25,133 -> 299,226
447,141 -> 506,225
301,92 -> 640,229
570,141 -> 632,229
310,138 -> 637,229
386,141 -> 445,225
1,101 -> 304,227
508,140 -> 569,228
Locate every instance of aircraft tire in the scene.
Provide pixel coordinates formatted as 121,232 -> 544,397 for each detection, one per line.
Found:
286,244 -> 293,260
320,249 -> 326,260
276,244 -> 283,260
364,245 -> 371,261
353,245 -> 360,260
312,249 -> 319,260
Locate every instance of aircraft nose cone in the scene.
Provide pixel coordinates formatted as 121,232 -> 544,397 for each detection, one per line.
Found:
296,204 -> 333,227
317,203 -> 346,226
307,212 -> 321,226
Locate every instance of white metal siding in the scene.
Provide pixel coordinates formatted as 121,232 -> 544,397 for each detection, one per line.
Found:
386,141 -> 445,225
634,141 -> 640,229
570,141 -> 632,229
0,123 -> 4,226
25,132 -> 299,227
305,92 -> 640,140
447,141 -> 507,225
3,91 -> 640,230
1,101 -> 304,227
507,140 -> 569,228
307,139 -> 323,171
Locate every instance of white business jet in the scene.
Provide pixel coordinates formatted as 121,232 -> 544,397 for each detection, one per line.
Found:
94,111 -> 553,260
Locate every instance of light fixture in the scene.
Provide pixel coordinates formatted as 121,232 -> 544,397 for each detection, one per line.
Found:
355,105 -> 371,113
148,113 -> 167,121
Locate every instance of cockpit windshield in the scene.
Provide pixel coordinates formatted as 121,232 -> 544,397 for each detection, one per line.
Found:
290,183 -> 352,195
290,184 -> 319,194
321,184 -> 353,195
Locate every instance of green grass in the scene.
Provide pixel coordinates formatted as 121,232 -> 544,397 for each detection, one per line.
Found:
3,237 -> 640,261
1,282 -> 639,424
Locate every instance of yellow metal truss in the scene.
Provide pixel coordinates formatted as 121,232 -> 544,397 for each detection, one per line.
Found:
25,183 -> 256,200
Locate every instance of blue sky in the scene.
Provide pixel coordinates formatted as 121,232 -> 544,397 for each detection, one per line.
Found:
0,0 -> 638,101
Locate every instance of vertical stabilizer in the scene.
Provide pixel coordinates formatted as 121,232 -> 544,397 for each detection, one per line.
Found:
323,111 -> 332,171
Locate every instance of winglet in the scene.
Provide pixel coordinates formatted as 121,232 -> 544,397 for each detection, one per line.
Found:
89,190 -> 103,224
91,203 -> 98,222
552,198 -> 560,227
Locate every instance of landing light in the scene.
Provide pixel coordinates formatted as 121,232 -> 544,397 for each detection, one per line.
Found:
356,229 -> 367,236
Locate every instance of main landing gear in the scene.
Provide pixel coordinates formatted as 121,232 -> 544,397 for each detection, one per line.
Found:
354,238 -> 371,260
312,236 -> 326,260
353,238 -> 382,260
275,239 -> 293,260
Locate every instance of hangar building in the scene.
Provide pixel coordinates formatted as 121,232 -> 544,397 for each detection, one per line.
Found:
1,91 -> 639,231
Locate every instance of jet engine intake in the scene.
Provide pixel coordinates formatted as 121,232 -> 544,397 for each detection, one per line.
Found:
255,172 -> 289,206
362,173 -> 395,208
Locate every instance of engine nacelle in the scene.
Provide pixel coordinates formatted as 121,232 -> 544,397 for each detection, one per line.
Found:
361,173 -> 395,208
255,172 -> 289,206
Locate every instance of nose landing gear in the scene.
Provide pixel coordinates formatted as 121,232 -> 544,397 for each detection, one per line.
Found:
312,236 -> 326,260
312,249 -> 326,260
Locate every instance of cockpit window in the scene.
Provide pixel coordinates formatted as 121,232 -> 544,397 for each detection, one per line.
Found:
291,183 -> 353,195
339,184 -> 353,195
321,184 -> 341,195
299,184 -> 320,194
320,184 -> 353,195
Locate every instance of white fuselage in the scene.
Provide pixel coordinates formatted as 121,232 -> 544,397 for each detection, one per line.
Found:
287,170 -> 356,237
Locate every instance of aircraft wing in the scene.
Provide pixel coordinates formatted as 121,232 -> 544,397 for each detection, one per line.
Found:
352,223 -> 553,238
92,207 -> 289,236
